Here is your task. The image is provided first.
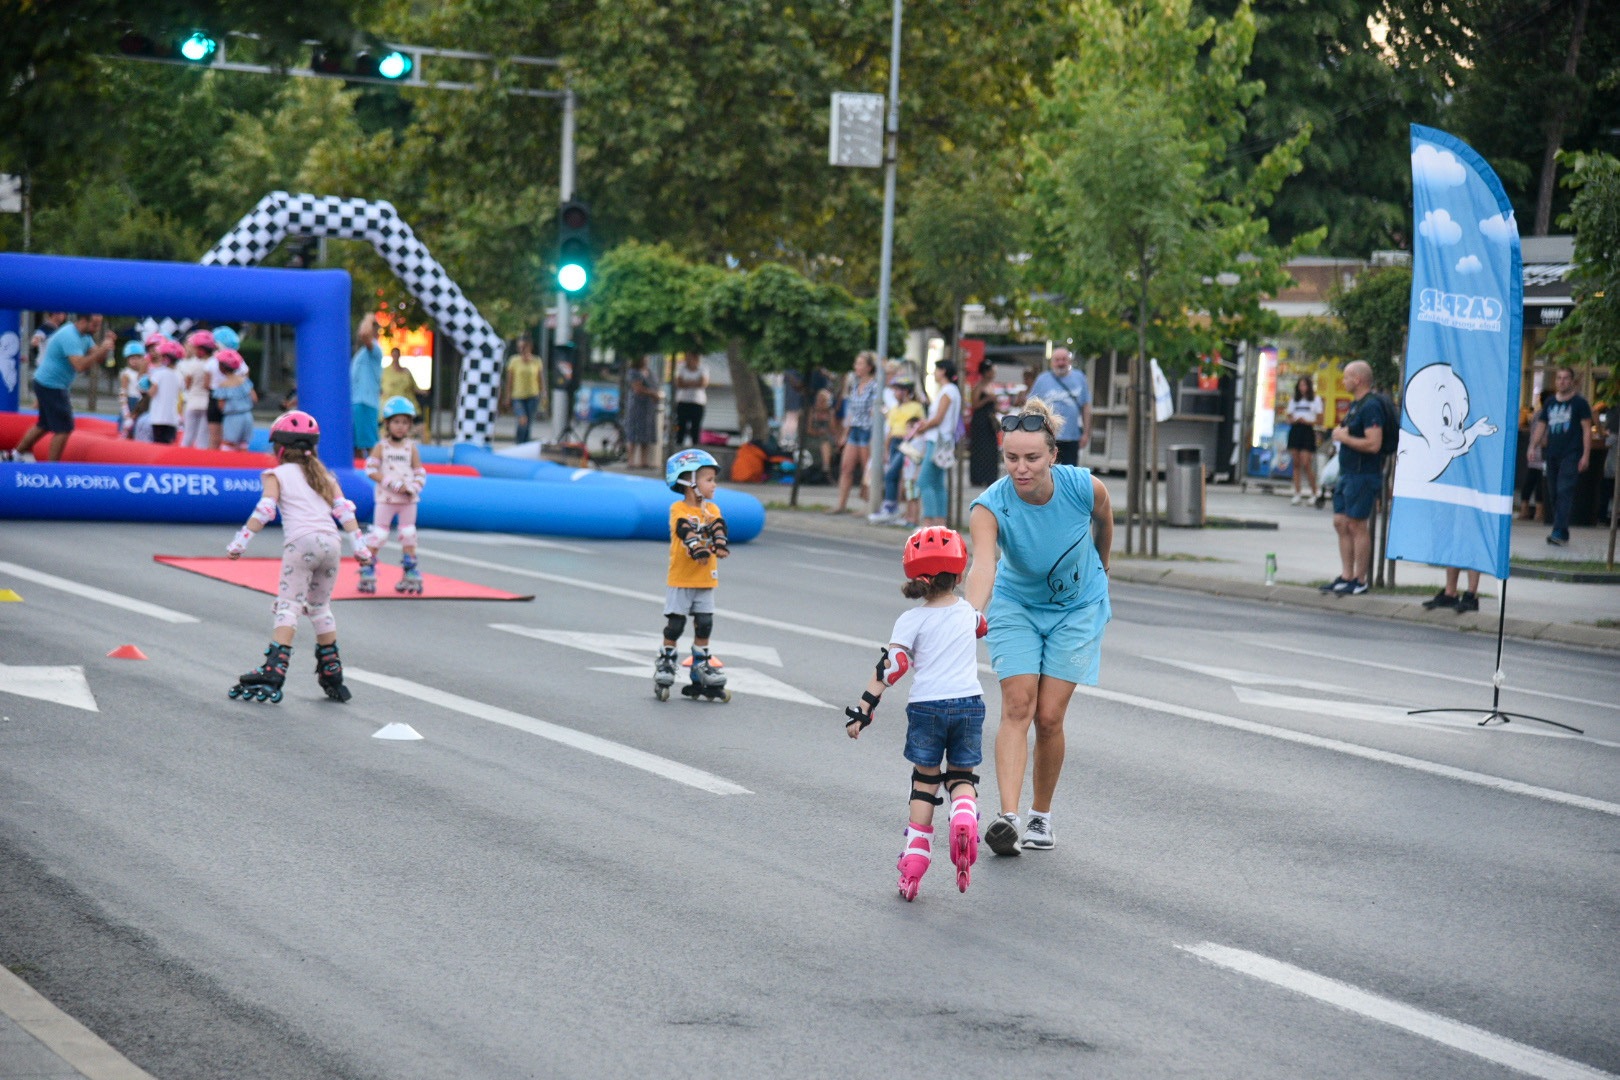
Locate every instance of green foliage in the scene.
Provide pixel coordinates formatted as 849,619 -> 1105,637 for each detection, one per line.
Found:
1303,266 -> 1412,393
708,263 -> 885,376
590,241 -> 722,358
1544,150 -> 1620,387
900,159 -> 1023,336
1022,0 -> 1317,374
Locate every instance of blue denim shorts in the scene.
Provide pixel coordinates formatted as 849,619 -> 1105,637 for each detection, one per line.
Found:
846,425 -> 872,448
903,695 -> 985,769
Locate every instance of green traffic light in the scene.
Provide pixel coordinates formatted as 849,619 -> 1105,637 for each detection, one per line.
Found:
558,263 -> 588,293
179,31 -> 216,63
377,51 -> 412,80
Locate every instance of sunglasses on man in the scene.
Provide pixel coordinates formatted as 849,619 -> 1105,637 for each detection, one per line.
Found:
999,413 -> 1050,433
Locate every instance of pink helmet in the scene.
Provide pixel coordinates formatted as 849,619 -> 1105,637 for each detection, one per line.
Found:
157,339 -> 185,361
187,329 -> 217,352
215,348 -> 243,373
269,410 -> 320,457
143,332 -> 169,349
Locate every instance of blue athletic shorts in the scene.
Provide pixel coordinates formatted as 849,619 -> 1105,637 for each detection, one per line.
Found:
985,599 -> 1106,686
352,403 -> 379,451
1333,471 -> 1381,521
903,695 -> 985,769
32,382 -> 74,434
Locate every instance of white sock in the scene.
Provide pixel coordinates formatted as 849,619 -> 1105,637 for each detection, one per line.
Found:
1029,810 -> 1051,827
1001,811 -> 1020,825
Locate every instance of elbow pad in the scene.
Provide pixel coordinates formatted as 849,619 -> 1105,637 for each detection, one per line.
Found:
248,497 -> 278,526
330,498 -> 357,526
875,645 -> 911,687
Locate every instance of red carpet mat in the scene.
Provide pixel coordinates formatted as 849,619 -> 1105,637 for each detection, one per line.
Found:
154,556 -> 532,601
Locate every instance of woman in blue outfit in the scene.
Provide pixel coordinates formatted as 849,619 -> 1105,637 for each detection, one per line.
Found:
964,396 -> 1112,857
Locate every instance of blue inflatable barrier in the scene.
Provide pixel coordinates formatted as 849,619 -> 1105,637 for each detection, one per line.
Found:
417,474 -> 642,539
0,463 -> 373,524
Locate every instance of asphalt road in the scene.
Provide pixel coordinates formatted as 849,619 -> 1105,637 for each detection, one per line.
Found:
2,521 -> 1616,1080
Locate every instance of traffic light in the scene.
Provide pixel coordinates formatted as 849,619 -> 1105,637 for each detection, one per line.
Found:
117,29 -> 217,64
555,200 -> 592,294
311,45 -> 414,81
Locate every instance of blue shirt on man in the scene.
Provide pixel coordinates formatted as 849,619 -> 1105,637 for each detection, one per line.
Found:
35,324 -> 94,390
349,342 -> 383,404
1028,369 -> 1091,443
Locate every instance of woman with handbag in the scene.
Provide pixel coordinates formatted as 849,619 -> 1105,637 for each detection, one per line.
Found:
914,360 -> 963,527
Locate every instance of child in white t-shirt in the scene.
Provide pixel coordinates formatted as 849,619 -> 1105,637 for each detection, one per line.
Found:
845,526 -> 987,901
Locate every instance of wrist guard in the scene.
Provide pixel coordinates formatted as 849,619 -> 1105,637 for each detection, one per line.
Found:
350,533 -> 373,562
706,517 -> 729,555
227,525 -> 254,556
844,690 -> 881,730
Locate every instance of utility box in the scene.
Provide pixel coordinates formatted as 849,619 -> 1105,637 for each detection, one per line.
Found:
1166,444 -> 1206,527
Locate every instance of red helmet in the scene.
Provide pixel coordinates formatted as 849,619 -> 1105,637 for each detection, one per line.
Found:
269,410 -> 320,455
902,526 -> 967,580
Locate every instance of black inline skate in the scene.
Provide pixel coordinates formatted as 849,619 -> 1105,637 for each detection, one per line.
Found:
680,647 -> 730,703
653,646 -> 678,701
230,642 -> 290,703
315,641 -> 351,703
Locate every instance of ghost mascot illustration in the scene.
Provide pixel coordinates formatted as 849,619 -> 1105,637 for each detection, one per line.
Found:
1399,362 -> 1497,482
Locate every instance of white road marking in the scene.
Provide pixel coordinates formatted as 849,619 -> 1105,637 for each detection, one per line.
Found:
346,668 -> 752,795
414,529 -> 596,555
488,626 -> 826,707
1074,684 -> 1620,818
411,551 -> 1620,816
0,663 -> 98,712
1231,686 -> 1620,748
1251,639 -> 1619,713
1146,656 -> 1361,695
1179,942 -> 1618,1080
0,561 -> 198,624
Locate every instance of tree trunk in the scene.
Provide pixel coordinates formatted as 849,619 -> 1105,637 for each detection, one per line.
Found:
1534,0 -> 1590,235
727,340 -> 770,445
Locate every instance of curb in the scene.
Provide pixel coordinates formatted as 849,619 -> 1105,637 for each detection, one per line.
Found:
0,964 -> 156,1080
763,512 -> 1620,655
1510,563 -> 1620,585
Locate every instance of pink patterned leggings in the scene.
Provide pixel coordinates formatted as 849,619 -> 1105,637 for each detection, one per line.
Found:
274,532 -> 340,634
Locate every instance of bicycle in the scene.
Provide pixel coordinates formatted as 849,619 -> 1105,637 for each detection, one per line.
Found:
558,382 -> 625,464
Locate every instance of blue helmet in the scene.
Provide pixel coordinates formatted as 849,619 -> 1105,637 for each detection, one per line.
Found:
211,326 -> 241,351
123,340 -> 146,358
666,448 -> 718,492
382,395 -> 418,420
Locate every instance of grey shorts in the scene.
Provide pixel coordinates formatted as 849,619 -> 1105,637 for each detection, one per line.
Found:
664,586 -> 716,616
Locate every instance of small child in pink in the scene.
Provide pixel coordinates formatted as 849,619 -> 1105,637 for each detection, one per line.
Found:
360,396 -> 427,595
226,411 -> 373,704
846,526 -> 988,901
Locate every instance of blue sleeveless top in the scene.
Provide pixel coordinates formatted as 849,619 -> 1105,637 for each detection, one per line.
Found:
970,465 -> 1111,616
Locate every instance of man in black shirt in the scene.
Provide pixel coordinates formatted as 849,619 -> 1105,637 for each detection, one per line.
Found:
1321,360 -> 1385,595
1529,366 -> 1592,546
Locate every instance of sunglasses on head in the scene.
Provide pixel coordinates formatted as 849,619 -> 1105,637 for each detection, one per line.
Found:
999,413 -> 1049,433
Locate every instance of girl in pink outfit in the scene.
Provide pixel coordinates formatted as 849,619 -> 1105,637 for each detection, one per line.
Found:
359,396 -> 427,595
226,411 -> 373,704
845,526 -> 988,901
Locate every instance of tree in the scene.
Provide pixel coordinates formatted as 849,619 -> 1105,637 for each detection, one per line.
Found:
1298,266 -> 1413,394
590,241 -> 723,360
900,158 -> 1022,349
1543,151 -> 1620,378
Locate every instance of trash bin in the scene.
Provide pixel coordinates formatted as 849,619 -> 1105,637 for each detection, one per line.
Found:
1166,444 -> 1206,527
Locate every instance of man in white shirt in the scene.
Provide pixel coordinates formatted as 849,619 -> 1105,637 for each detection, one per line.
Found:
1027,349 -> 1092,466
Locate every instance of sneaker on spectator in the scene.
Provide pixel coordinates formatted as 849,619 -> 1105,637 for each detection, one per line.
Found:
1319,576 -> 1348,593
1421,590 -> 1457,610
1290,493 -> 1303,506
1455,591 -> 1480,613
1346,579 -> 1369,595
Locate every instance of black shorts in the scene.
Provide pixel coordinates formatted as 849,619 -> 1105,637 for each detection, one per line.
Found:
1286,422 -> 1317,452
151,424 -> 177,445
206,396 -> 224,423
32,382 -> 74,433
1055,440 -> 1080,466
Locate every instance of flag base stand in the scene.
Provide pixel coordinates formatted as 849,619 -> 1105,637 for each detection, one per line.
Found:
1405,579 -> 1584,735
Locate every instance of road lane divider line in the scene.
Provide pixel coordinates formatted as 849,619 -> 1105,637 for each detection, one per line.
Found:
1252,639 -> 1618,713
346,668 -> 753,796
410,549 -> 1619,816
1178,942 -> 1618,1080
0,560 -> 198,624
1075,685 -> 1620,818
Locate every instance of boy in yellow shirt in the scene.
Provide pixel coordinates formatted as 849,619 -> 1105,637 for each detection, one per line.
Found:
656,449 -> 731,702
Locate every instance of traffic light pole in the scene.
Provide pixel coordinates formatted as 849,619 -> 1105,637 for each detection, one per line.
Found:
555,85 -> 577,350
873,0 -> 901,367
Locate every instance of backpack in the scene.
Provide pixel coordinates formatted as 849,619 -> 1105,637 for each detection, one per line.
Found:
1371,392 -> 1399,459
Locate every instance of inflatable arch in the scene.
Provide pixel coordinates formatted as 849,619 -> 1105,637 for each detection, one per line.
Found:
204,191 -> 504,446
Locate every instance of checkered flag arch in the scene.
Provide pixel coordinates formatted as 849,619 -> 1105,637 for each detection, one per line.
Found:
204,192 -> 506,445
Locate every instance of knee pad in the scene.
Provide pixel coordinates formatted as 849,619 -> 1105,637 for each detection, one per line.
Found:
909,768 -> 943,806
271,600 -> 299,629
398,524 -> 417,544
306,603 -> 336,636
693,612 -> 713,639
664,613 -> 687,641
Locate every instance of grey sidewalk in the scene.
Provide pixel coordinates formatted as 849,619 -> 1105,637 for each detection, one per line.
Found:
0,967 -> 154,1080
707,467 -> 1620,654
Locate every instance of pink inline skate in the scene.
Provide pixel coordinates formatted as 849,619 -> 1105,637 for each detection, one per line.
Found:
949,794 -> 979,892
896,825 -> 933,901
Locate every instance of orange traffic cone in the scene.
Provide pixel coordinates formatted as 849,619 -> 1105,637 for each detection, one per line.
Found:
107,644 -> 149,660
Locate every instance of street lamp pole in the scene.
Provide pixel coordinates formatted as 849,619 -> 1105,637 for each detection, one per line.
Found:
873,0 -> 902,366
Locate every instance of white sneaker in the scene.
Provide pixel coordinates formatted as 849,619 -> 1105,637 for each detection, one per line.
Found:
1290,494 -> 1303,505
984,813 -> 1021,856
1022,814 -> 1054,850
